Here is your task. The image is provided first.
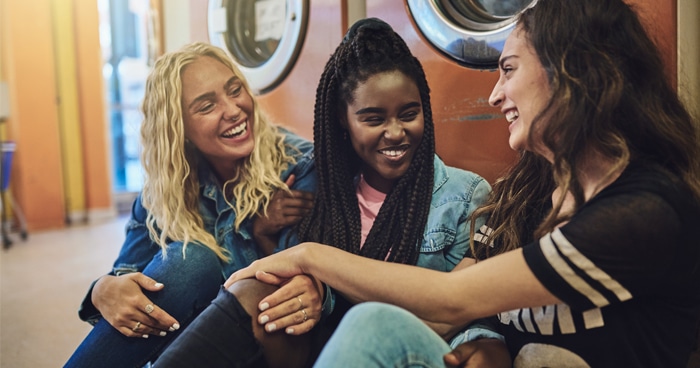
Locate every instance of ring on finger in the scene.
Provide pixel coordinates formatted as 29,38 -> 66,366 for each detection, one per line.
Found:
145,304 -> 155,314
132,321 -> 142,332
296,296 -> 303,311
301,308 -> 308,322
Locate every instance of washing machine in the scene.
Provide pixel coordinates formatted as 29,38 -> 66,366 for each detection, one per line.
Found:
207,0 -> 345,140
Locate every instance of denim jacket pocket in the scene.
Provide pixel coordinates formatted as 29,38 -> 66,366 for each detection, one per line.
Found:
417,228 -> 456,272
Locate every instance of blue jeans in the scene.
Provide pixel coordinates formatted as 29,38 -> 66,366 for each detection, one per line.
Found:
314,302 -> 452,368
65,242 -> 224,368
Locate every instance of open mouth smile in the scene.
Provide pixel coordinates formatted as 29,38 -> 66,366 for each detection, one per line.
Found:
222,121 -> 248,138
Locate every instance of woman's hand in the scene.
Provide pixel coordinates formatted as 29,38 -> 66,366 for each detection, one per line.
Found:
92,273 -> 180,338
225,244 -> 313,288
253,175 -> 314,255
252,273 -> 324,335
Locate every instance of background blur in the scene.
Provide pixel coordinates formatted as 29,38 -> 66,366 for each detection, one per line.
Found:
0,0 -> 698,367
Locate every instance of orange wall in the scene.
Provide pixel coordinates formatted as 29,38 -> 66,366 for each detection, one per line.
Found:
2,0 -> 66,230
1,0 -> 114,231
74,0 -> 114,221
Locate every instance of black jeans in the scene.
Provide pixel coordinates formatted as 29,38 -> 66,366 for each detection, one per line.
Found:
154,287 -> 349,368
154,287 -> 268,368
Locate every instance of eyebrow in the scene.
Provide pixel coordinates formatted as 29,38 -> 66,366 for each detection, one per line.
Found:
354,101 -> 421,115
223,76 -> 240,91
187,76 -> 239,110
499,55 -> 518,69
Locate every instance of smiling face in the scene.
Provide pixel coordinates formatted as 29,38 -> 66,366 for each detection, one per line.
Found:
343,70 -> 424,193
489,27 -> 552,158
180,56 -> 255,181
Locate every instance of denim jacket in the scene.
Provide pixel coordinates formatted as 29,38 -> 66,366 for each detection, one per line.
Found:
78,129 -> 315,323
417,155 -> 491,271
318,155 -> 491,319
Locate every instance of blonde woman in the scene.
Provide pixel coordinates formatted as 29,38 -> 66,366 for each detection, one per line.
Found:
65,42 -> 318,368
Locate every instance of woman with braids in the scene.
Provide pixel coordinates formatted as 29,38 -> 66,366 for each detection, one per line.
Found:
154,18 -> 493,367
227,0 -> 700,367
65,42 -> 318,368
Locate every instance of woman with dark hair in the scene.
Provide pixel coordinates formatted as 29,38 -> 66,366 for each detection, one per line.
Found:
228,1 -> 700,367
154,18 -> 493,367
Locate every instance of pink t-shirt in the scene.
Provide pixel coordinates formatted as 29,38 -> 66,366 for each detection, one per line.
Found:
356,175 -> 386,248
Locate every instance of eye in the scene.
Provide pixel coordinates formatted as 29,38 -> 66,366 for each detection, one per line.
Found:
228,83 -> 243,97
501,65 -> 514,76
363,115 -> 385,126
400,110 -> 419,122
197,102 -> 215,113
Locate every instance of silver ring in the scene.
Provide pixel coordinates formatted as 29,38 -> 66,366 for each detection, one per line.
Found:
296,296 -> 303,311
132,321 -> 142,332
145,304 -> 155,314
301,309 -> 308,322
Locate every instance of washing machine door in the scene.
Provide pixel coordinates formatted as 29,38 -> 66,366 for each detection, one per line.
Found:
208,0 -> 308,93
407,0 -> 535,68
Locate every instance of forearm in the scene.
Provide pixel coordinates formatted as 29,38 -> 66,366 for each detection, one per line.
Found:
297,244 -> 557,326
298,244 -> 463,323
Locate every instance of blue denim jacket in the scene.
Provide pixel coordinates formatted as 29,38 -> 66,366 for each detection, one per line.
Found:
285,154 -> 490,269
78,129 -> 315,323
417,155 -> 491,271
314,155 -> 491,318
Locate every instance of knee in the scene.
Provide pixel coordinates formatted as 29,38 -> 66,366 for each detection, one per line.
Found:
149,242 -> 222,281
340,302 -> 407,333
227,279 -> 310,368
226,279 -> 279,318
142,242 -> 223,307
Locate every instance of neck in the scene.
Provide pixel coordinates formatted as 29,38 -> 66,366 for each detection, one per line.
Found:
577,150 -> 626,201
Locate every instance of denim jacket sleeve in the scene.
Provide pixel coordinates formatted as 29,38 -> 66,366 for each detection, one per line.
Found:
78,195 -> 161,324
449,316 -> 505,347
417,158 -> 492,272
441,171 -> 491,269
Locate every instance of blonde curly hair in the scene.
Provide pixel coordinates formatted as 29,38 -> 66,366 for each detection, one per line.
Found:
139,42 -> 296,261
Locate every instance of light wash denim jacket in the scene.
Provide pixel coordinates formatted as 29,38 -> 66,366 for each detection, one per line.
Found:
78,130 -> 315,324
311,155 -> 492,318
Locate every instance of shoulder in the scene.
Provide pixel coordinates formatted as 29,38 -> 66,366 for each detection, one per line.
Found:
279,127 -> 313,156
602,162 -> 699,218
433,155 -> 492,197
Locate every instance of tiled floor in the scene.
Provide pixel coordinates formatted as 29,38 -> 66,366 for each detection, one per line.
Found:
0,216 -> 128,368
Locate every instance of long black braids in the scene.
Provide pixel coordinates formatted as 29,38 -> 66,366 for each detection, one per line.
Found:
295,18 -> 435,265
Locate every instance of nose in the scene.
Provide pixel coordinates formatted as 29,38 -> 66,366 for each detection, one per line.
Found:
222,97 -> 242,121
384,118 -> 405,141
489,79 -> 504,107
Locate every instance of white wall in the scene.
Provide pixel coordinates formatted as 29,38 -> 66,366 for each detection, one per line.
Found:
163,0 -> 191,53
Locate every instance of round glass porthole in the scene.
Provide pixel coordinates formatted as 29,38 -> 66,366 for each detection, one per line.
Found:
407,0 -> 535,68
208,0 -> 308,93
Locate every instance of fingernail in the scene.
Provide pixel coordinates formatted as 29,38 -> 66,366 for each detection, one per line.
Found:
142,334 -> 149,339
155,282 -> 164,288
266,323 -> 277,332
170,323 -> 180,331
159,331 -> 167,337
260,315 -> 269,323
286,328 -> 294,334
259,302 -> 269,311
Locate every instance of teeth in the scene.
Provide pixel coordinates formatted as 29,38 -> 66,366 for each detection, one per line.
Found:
505,110 -> 519,123
380,149 -> 406,157
222,122 -> 247,137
